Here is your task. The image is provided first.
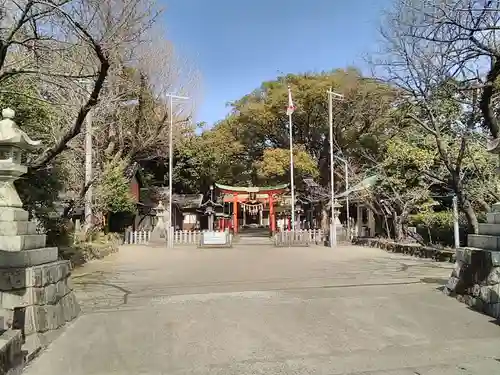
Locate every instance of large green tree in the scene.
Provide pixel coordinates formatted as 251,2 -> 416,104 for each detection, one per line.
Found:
212,69 -> 399,189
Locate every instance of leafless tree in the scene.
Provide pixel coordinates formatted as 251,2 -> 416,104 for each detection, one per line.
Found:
58,24 -> 201,218
372,0 -> 500,233
92,32 -> 200,168
0,0 -> 161,169
382,0 -> 500,139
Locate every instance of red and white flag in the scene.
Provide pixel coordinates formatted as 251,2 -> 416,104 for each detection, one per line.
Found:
286,86 -> 296,116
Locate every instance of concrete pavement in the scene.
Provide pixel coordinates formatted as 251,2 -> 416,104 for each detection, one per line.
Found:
23,244 -> 500,374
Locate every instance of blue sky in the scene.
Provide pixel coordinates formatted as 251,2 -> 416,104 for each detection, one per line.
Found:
163,0 -> 390,126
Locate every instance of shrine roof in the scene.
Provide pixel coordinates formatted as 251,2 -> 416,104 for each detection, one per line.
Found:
215,183 -> 289,193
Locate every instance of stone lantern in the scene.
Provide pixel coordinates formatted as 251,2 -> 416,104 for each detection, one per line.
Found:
330,199 -> 342,247
0,108 -> 41,209
0,108 -> 79,357
150,200 -> 168,243
332,199 -> 342,223
156,201 -> 166,226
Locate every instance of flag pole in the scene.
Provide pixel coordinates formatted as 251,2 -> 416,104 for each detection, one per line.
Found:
287,86 -> 296,231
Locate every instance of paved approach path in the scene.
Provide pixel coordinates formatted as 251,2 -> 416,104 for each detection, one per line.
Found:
24,244 -> 500,374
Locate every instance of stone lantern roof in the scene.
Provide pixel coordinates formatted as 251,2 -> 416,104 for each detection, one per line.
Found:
0,108 -> 41,150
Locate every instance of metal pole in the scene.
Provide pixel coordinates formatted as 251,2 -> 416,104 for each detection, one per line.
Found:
210,186 -> 214,232
452,195 -> 460,249
84,108 -> 92,232
165,93 -> 189,248
345,161 -> 350,239
168,95 -> 173,248
328,89 -> 335,247
289,112 -> 296,231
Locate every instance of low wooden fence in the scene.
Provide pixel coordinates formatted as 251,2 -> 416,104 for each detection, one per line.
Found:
352,237 -> 455,262
125,230 -> 207,245
273,229 -> 324,247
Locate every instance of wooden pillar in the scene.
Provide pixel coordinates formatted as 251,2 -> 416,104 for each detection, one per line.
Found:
233,194 -> 238,234
269,194 -> 275,233
367,209 -> 375,237
356,204 -> 363,237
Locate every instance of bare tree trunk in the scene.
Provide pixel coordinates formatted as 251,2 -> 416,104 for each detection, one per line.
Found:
392,212 -> 403,242
460,196 -> 479,234
321,206 -> 329,232
383,214 -> 391,238
478,198 -> 491,213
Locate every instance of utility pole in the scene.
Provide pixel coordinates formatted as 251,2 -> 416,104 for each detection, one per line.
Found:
452,195 -> 460,249
288,107 -> 296,231
166,93 -> 189,248
84,96 -> 93,233
327,89 -> 344,248
79,77 -> 138,233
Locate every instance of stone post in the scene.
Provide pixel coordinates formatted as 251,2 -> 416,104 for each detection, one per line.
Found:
0,108 -> 79,357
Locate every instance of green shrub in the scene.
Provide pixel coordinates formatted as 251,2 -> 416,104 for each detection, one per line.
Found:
95,162 -> 137,215
409,210 -> 466,247
59,231 -> 121,268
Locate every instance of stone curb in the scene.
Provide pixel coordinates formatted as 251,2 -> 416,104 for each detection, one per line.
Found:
352,238 -> 455,262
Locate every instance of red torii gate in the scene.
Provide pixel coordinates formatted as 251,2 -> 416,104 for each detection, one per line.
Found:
215,183 -> 289,234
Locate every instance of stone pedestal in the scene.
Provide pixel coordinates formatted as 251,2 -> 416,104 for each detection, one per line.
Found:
0,109 -> 79,361
445,203 -> 500,318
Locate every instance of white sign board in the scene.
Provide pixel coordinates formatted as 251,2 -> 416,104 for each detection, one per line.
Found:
201,231 -> 228,245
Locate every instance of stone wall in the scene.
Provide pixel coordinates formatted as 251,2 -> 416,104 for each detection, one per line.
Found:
444,203 -> 500,319
0,260 -> 80,359
445,247 -> 500,318
0,330 -> 23,375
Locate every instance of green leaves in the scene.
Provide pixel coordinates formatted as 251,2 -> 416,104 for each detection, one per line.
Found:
254,146 -> 319,184
95,162 -> 137,214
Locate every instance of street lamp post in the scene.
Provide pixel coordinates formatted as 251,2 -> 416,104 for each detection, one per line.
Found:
166,93 -> 189,248
327,89 -> 344,248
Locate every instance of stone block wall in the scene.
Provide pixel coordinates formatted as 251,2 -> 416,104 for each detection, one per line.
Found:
0,330 -> 23,375
444,203 -> 500,319
0,261 -> 80,357
445,247 -> 500,317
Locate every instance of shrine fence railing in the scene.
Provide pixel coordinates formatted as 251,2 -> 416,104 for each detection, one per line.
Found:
124,229 -> 208,245
273,229 -> 325,247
